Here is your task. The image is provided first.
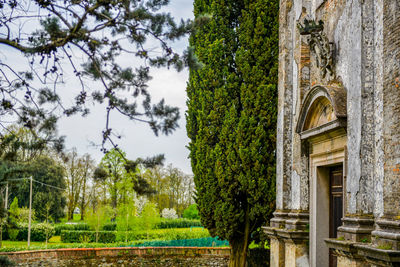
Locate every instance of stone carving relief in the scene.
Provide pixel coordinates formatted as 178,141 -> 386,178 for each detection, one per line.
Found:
297,19 -> 335,79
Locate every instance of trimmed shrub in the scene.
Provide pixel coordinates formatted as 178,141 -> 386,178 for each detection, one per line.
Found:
61,228 -> 210,243
14,223 -> 55,241
156,219 -> 202,229
182,204 -> 200,220
54,223 -> 90,235
133,237 -> 228,247
102,222 -> 117,231
121,228 -> 210,242
60,230 -> 116,243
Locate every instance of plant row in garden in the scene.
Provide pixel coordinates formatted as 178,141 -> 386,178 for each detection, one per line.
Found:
55,218 -> 202,235
60,228 -> 210,243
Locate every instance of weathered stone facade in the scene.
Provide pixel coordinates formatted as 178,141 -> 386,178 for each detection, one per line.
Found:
264,0 -> 400,266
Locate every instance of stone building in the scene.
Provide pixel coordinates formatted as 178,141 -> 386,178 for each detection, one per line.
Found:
264,0 -> 400,266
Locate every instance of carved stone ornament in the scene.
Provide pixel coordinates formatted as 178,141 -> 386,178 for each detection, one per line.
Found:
297,19 -> 335,79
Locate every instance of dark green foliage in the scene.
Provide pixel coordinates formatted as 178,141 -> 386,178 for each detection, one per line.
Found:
156,219 -> 202,229
0,256 -> 15,267
54,223 -> 91,235
247,248 -> 270,267
186,0 -> 278,262
182,204 -> 200,220
9,156 -> 66,222
133,237 -> 228,247
9,223 -> 55,242
102,222 -> 117,231
97,219 -> 202,231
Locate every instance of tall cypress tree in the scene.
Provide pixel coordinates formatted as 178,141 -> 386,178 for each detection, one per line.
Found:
187,0 -> 278,266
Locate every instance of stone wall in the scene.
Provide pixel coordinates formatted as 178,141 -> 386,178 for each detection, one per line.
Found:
0,247 -> 230,267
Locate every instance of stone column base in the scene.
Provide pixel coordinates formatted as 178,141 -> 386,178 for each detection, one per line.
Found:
264,226 -> 309,267
270,210 -> 290,228
338,216 -> 375,242
372,219 -> 400,250
325,238 -> 400,267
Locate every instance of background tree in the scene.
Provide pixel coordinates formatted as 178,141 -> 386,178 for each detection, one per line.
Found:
0,0 -> 195,150
79,154 -> 95,221
187,0 -> 278,266
63,149 -> 84,221
98,148 -> 131,209
10,156 -> 67,222
145,165 -> 195,215
62,150 -> 95,221
86,204 -> 112,243
7,198 -> 19,241
116,202 -> 136,243
138,202 -> 160,239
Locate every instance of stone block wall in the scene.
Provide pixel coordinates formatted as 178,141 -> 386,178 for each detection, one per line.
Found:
0,247 -> 230,267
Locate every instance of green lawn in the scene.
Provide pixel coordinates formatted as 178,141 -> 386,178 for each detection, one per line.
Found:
1,236 -> 68,249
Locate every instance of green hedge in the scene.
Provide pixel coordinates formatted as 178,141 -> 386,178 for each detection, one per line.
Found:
102,222 -> 116,231
92,219 -> 202,232
156,219 -> 202,229
15,223 -> 55,242
54,223 -> 91,235
61,228 -> 210,243
60,230 -> 116,243
132,237 -> 228,247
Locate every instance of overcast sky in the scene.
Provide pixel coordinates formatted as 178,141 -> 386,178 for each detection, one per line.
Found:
1,1 -> 195,174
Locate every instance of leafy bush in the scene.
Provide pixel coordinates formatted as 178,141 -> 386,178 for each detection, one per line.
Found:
133,237 -> 228,247
60,230 -> 116,243
102,222 -> 117,231
182,204 -> 200,220
61,228 -> 210,243
156,219 -> 202,229
161,208 -> 178,219
16,223 -> 55,241
0,256 -> 14,266
8,229 -> 19,241
54,223 -> 91,235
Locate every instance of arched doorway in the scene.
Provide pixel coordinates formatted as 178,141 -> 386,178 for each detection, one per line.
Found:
296,86 -> 347,267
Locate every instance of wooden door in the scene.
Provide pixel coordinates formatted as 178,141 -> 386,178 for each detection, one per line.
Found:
329,166 -> 343,267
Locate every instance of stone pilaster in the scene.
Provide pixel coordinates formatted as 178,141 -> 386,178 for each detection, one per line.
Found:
337,0 -> 376,243
371,0 -> 400,252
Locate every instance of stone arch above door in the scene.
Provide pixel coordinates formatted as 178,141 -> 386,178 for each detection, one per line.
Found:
296,85 -> 347,140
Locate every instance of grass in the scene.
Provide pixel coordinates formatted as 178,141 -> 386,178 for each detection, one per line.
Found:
1,236 -> 71,250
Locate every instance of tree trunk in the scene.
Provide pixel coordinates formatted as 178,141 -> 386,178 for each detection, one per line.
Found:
229,205 -> 250,267
80,177 -> 87,221
229,240 -> 248,267
68,207 -> 74,221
